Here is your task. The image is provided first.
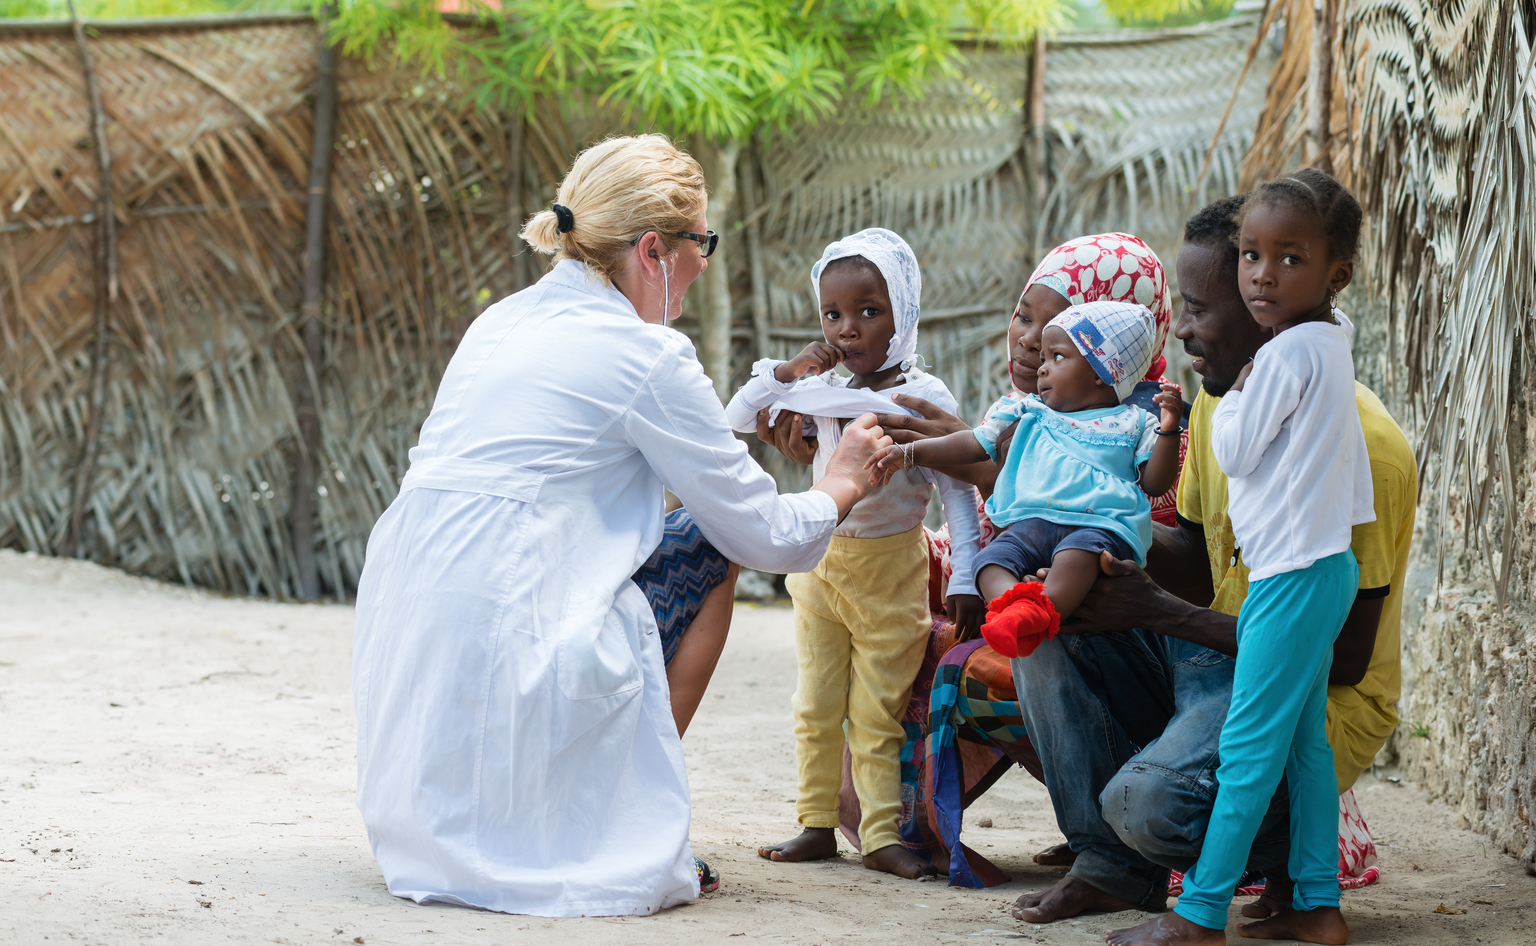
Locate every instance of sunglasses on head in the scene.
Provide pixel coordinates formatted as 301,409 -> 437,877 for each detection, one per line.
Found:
629,230 -> 718,259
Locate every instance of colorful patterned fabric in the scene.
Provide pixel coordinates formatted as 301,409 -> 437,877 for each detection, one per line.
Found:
1047,301 -> 1159,400
1025,232 -> 1174,383
631,508 -> 730,666
1166,789 -> 1381,895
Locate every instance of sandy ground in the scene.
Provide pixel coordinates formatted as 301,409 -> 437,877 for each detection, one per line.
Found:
1,549 -> 1531,946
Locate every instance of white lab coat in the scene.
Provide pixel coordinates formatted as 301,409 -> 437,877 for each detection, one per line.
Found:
353,260 -> 839,917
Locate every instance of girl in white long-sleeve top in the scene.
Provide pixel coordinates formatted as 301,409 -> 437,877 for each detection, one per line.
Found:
724,228 -> 982,880
1108,169 -> 1374,946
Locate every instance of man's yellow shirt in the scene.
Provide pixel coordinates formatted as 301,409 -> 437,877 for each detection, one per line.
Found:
1176,383 -> 1417,792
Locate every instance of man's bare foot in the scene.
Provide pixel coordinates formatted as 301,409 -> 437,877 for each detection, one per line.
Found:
1012,875 -> 1141,924
862,843 -> 937,880
1105,912 -> 1225,945
1238,906 -> 1348,944
1239,873 -> 1293,919
757,827 -> 837,862
1033,842 -> 1079,866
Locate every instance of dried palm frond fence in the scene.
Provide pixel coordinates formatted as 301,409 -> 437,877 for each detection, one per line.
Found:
1238,0 -> 1536,871
0,12 -> 1273,599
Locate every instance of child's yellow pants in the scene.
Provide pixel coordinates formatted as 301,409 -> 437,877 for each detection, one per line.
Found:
785,524 -> 930,853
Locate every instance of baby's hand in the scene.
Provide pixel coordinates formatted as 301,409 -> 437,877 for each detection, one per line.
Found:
774,341 -> 843,383
864,443 -> 909,485
1153,382 -> 1182,434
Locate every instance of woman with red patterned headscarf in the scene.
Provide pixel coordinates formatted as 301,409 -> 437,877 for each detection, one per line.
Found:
995,232 -> 1186,526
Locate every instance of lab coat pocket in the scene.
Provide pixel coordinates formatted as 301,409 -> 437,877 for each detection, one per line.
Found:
556,593 -> 643,701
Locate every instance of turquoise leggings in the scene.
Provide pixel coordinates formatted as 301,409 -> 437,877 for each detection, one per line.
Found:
1174,549 -> 1358,930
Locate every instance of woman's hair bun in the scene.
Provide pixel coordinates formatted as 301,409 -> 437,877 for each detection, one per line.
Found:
517,135 -> 708,285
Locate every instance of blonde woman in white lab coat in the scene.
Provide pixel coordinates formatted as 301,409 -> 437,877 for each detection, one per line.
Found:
353,135 -> 890,918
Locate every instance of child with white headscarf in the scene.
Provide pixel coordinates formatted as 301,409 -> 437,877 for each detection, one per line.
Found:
724,228 -> 981,879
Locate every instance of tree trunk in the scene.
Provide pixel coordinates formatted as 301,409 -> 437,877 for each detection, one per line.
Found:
291,12 -> 339,600
64,1 -> 118,560
738,143 -> 771,360
1306,0 -> 1336,176
507,108 -> 528,293
1029,30 -> 1049,260
698,139 -> 741,401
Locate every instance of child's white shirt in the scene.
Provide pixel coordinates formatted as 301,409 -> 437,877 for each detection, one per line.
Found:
1209,313 -> 1374,581
726,359 -> 982,597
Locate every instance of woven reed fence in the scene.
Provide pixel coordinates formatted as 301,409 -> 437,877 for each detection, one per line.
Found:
0,12 -> 1273,598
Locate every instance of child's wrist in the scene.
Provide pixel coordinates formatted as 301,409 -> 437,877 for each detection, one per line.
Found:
773,361 -> 800,383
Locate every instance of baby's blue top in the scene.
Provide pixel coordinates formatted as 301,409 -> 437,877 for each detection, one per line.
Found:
975,394 -> 1159,564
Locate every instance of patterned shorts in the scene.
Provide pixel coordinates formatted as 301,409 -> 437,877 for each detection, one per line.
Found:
631,508 -> 730,666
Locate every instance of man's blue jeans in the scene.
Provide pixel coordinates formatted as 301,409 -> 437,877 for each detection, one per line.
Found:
1011,630 -> 1290,909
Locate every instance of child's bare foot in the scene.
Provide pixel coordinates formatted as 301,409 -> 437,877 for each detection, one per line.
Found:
757,827 -> 837,862
861,843 -> 936,879
1105,913 -> 1225,945
1032,842 -> 1078,866
1238,906 -> 1348,944
1012,875 -> 1142,923
1239,873 -> 1293,919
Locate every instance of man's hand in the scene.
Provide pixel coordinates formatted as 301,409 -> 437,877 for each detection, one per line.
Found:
872,393 -> 970,444
1231,360 -> 1254,392
948,594 -> 985,642
756,408 -> 815,465
1049,550 -> 1239,656
1056,551 -> 1168,635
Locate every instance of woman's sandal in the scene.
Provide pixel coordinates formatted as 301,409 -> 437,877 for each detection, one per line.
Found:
695,855 -> 720,893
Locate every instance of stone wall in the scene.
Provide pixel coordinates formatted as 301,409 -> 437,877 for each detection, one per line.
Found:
1352,291 -> 1536,874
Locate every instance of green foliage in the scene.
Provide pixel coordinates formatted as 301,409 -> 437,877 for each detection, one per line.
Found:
1099,0 -> 1231,26
327,0 -> 1047,142
0,0 -> 305,17
324,0 -> 1188,142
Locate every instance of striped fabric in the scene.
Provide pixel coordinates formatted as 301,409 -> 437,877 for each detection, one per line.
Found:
631,508 -> 730,666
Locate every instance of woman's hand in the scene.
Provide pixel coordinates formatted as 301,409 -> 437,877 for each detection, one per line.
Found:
774,341 -> 843,383
812,413 -> 891,519
948,594 -> 985,642
756,408 -> 816,465
1153,382 -> 1183,433
872,394 -> 970,444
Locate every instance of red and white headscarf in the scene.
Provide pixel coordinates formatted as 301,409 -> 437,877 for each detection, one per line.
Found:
1023,232 -> 1174,383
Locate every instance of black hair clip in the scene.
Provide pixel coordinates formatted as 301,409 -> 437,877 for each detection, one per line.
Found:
552,204 -> 575,234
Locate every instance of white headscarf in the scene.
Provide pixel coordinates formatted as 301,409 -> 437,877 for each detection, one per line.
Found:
810,227 -> 922,372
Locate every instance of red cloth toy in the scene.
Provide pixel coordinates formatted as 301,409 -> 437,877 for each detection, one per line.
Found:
980,582 -> 1061,658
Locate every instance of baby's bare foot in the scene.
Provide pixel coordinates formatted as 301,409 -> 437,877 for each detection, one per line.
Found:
861,843 -> 937,880
1238,906 -> 1348,944
757,827 -> 838,863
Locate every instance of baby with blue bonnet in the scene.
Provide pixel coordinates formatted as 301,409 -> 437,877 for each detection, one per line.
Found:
868,300 -> 1183,658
